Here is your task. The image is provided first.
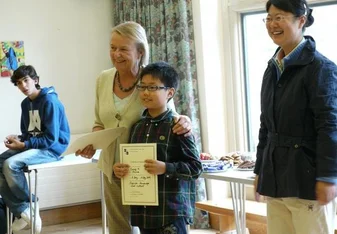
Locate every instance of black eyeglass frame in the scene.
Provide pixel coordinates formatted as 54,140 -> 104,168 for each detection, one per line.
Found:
136,84 -> 171,91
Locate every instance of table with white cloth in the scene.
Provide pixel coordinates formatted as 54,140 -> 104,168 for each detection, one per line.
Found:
201,169 -> 255,234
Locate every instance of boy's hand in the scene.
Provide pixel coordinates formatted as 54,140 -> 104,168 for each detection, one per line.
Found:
6,135 -> 20,140
4,136 -> 25,150
113,163 -> 130,179
172,115 -> 192,137
144,159 -> 166,175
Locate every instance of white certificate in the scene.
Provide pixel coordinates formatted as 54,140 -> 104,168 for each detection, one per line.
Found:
62,127 -> 126,156
120,143 -> 158,206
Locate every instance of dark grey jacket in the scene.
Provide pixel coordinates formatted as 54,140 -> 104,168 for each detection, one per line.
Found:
254,36 -> 337,200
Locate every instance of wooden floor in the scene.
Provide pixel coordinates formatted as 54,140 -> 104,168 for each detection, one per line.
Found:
15,218 -> 218,234
16,218 -> 102,234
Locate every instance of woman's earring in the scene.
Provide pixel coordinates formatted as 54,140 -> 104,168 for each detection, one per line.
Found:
139,55 -> 143,66
138,56 -> 144,72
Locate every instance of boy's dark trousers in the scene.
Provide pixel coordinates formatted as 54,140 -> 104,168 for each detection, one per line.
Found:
0,198 -> 9,234
139,217 -> 187,234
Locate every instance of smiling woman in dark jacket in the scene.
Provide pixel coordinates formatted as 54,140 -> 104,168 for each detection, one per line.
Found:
254,0 -> 337,233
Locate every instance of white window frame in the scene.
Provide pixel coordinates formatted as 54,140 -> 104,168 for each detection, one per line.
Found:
229,0 -> 337,151
192,0 -> 337,201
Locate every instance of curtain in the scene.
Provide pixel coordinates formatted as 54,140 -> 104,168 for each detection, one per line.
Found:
112,0 -> 209,229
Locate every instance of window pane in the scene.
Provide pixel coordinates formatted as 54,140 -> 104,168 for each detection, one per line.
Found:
242,3 -> 337,151
305,4 -> 337,62
242,12 -> 274,151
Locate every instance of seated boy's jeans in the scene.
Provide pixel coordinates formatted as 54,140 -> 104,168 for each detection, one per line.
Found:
0,149 -> 59,217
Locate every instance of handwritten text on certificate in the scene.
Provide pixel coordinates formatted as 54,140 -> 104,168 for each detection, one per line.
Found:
120,143 -> 158,206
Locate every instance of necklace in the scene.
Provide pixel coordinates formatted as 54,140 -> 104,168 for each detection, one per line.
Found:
116,71 -> 138,92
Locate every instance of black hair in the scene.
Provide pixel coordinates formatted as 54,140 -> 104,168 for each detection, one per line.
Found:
266,0 -> 314,31
10,65 -> 40,89
140,61 -> 179,91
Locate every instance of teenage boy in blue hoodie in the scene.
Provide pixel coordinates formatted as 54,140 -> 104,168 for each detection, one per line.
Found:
0,65 -> 70,234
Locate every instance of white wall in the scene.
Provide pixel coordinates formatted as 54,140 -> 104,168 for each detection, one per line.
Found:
192,0 -> 231,200
0,0 -> 113,139
0,0 -> 113,208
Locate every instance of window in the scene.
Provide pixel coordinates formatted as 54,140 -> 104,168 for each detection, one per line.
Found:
193,0 -> 337,203
242,2 -> 337,151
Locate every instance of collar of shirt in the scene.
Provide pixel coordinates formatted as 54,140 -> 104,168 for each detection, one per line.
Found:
273,37 -> 306,74
141,108 -> 173,123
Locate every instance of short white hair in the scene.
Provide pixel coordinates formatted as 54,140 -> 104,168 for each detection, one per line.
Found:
111,21 -> 149,66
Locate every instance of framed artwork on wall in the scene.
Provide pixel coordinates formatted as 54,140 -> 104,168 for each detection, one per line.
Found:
0,41 -> 25,77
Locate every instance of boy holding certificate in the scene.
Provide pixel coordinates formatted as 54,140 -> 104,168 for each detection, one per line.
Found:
113,61 -> 203,234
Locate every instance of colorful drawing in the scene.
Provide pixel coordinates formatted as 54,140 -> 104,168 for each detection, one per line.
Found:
0,41 -> 25,77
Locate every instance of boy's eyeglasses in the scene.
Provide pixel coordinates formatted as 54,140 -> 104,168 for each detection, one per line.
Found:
136,85 -> 170,91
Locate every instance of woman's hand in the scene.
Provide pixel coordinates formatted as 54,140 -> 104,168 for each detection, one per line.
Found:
75,127 -> 104,158
172,115 -> 192,136
144,159 -> 166,175
316,181 -> 337,205
75,144 -> 96,159
113,163 -> 130,179
254,175 -> 263,202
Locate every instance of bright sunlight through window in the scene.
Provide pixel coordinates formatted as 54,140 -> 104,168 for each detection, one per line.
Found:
242,3 -> 337,151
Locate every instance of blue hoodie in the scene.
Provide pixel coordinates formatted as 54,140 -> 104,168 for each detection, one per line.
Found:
20,86 -> 70,156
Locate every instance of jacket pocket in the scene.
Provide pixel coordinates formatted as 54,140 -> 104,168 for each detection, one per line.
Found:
295,149 -> 316,199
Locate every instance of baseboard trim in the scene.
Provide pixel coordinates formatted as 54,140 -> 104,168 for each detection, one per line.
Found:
41,201 -> 102,226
